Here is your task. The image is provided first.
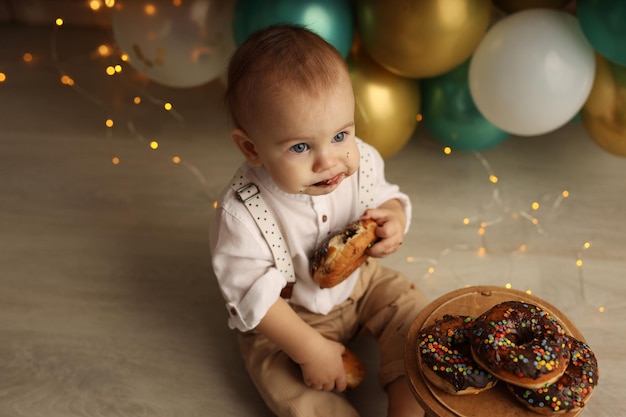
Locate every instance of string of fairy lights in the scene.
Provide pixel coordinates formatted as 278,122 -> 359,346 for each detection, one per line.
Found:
1,1 -> 616,315
50,7 -> 212,192
405,151 -> 612,314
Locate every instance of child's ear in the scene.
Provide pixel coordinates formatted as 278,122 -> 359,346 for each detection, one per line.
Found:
231,129 -> 262,166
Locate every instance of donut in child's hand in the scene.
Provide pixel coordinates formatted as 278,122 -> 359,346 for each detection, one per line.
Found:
310,219 -> 378,288
418,315 -> 497,395
342,347 -> 366,389
507,337 -> 599,415
470,301 -> 571,389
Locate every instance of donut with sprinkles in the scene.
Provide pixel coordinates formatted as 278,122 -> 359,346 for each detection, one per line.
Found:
470,301 -> 571,389
507,337 -> 598,415
418,315 -> 497,395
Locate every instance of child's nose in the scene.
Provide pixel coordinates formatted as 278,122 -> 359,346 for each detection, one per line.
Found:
313,148 -> 338,172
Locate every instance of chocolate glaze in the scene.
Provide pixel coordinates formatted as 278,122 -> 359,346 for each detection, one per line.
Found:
507,337 -> 599,413
470,301 -> 570,381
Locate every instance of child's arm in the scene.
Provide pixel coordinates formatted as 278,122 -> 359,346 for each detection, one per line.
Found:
255,296 -> 348,392
361,198 -> 407,258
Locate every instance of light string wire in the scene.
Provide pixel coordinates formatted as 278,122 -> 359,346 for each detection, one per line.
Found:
409,147 -> 613,313
49,18 -> 211,198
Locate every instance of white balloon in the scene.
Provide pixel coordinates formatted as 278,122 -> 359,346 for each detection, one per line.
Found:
469,9 -> 595,136
112,0 -> 236,88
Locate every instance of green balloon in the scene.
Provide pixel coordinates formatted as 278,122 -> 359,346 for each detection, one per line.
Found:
421,60 -> 509,151
578,0 -> 626,67
232,0 -> 354,58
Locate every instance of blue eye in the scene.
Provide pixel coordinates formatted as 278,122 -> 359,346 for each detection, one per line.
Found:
333,132 -> 346,143
290,143 -> 308,153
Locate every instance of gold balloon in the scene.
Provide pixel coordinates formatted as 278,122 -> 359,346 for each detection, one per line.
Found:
494,0 -> 571,14
581,54 -> 626,157
355,0 -> 491,78
348,45 -> 421,159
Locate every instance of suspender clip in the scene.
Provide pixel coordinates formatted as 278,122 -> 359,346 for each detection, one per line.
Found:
236,183 -> 260,203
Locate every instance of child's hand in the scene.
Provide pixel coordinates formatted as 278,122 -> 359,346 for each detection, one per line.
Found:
361,199 -> 406,258
299,338 -> 348,392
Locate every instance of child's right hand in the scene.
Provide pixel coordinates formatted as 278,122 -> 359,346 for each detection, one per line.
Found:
299,337 -> 348,392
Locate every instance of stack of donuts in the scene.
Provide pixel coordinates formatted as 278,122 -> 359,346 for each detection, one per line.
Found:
417,300 -> 599,414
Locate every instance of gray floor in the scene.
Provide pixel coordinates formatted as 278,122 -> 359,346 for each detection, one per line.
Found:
1,24 -> 624,416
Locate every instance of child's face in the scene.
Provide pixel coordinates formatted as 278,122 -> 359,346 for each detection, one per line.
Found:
234,76 -> 360,196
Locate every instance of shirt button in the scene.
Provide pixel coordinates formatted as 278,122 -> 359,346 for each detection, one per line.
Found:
322,215 -> 328,222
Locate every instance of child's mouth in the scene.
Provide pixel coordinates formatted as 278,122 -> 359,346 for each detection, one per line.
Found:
313,174 -> 342,187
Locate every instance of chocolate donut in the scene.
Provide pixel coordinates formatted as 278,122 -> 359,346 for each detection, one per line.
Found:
310,219 -> 378,288
470,301 -> 571,389
418,315 -> 497,395
507,337 -> 599,415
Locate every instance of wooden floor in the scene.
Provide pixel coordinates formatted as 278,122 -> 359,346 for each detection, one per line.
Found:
1,24 -> 624,416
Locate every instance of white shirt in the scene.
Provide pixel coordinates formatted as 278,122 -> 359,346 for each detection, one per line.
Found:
209,139 -> 411,332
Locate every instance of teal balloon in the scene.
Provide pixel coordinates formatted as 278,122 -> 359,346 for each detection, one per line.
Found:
421,60 -> 509,151
233,0 -> 354,58
578,0 -> 626,66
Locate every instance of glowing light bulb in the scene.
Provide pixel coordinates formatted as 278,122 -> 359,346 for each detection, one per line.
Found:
172,156 -> 181,164
105,0 -> 115,7
164,102 -> 173,111
60,75 -> 74,86
105,118 -> 114,128
213,201 -> 218,209
144,4 -> 156,15
531,202 -> 539,210
97,45 -> 111,57
416,113 -> 423,122
427,266 -> 435,274
477,247 -> 486,257
105,66 -> 116,75
114,64 -> 122,73
583,242 -> 591,249
525,289 -> 532,295
477,227 -> 485,236
55,18 -> 64,26
598,306 -> 605,313
443,146 -> 452,155
133,96 -> 141,104
562,190 -> 570,198
89,0 -> 102,11
112,157 -> 120,165
519,244 -> 527,252
120,53 -> 129,62
406,256 -> 414,263
462,217 -> 470,225
0,72 -> 6,82
489,174 -> 498,184
531,218 -> 539,225
505,283 -> 512,289
150,141 -> 159,150
23,53 -> 33,62
576,259 -> 583,267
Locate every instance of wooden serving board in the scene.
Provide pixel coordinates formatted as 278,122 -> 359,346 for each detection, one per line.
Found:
405,286 -> 585,417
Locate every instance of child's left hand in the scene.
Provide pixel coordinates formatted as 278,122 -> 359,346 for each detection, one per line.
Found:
360,199 -> 406,258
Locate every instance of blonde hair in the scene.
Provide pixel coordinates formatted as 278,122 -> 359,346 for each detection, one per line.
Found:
225,24 -> 350,130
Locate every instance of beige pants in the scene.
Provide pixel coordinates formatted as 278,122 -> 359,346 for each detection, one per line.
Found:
238,260 -> 429,417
